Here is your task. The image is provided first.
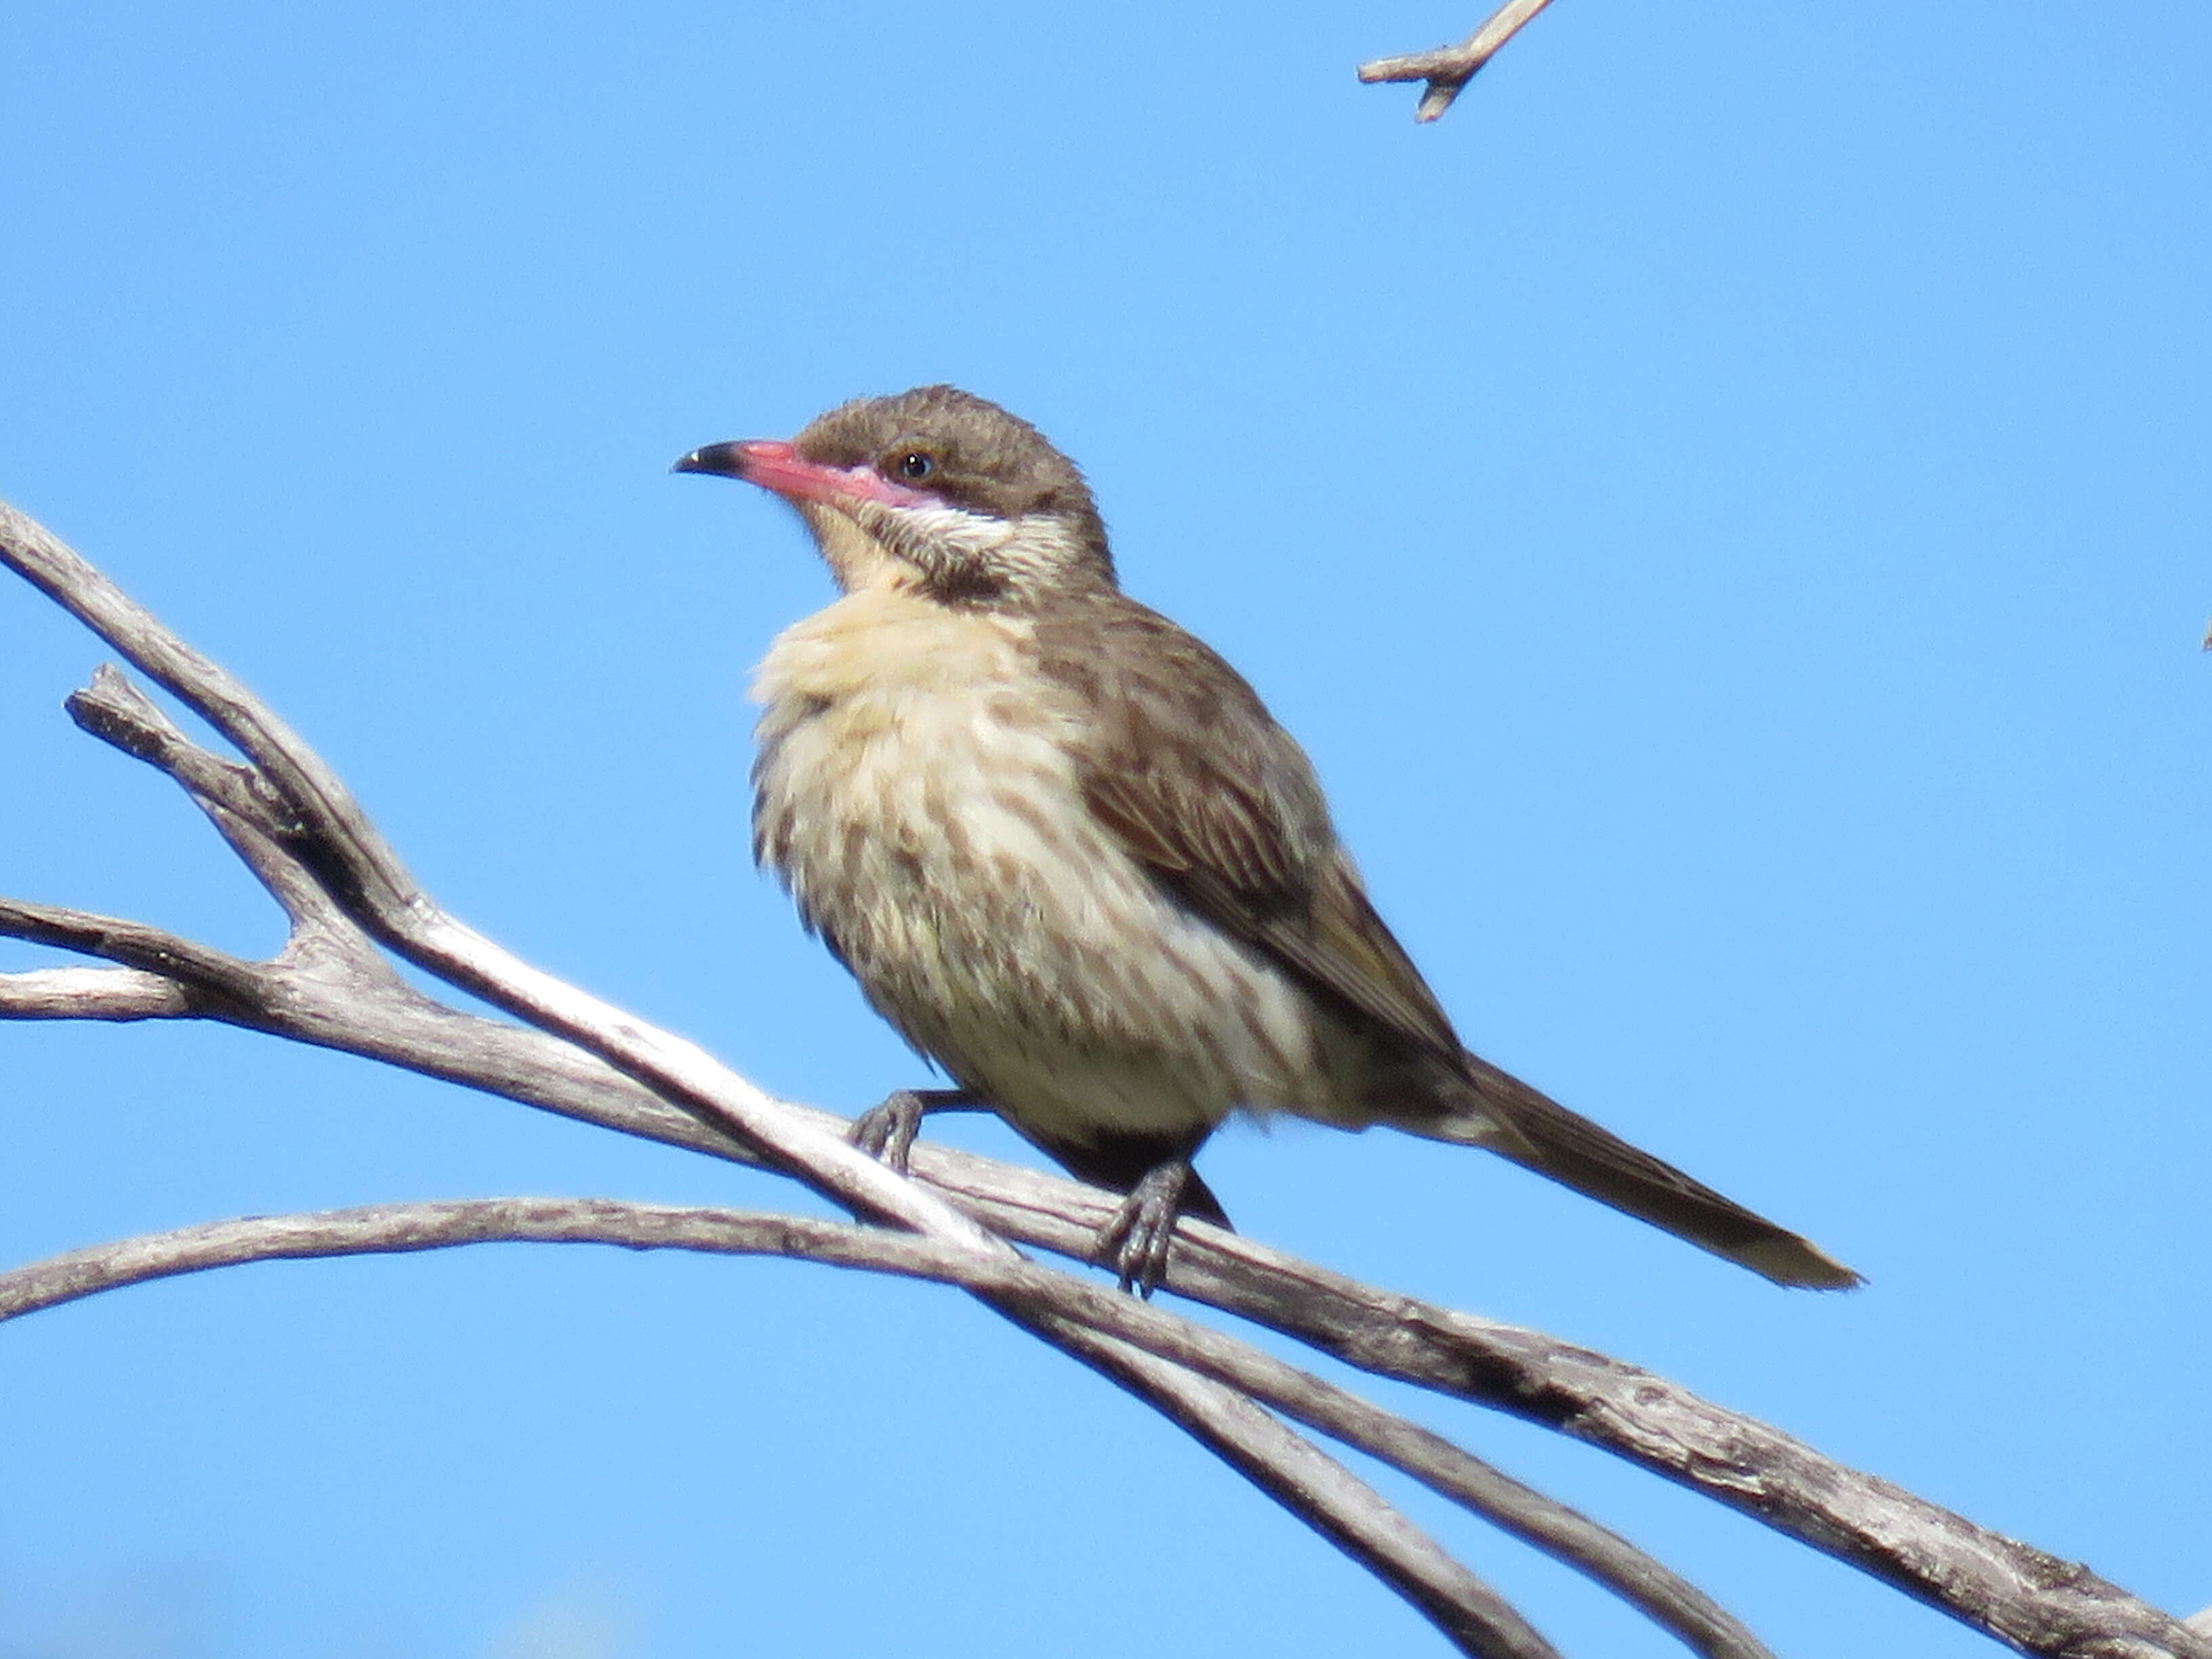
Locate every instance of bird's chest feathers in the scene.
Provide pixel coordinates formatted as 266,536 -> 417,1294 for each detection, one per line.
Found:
750,592 -> 1095,931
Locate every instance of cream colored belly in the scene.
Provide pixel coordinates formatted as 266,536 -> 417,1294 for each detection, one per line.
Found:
750,597 -> 1325,1148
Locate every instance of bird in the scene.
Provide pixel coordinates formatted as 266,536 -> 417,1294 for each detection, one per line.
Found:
675,385 -> 1860,1294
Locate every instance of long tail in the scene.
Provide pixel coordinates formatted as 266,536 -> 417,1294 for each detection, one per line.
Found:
1417,1052 -> 1862,1290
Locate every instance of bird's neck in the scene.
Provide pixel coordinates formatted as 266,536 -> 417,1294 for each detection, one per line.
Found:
752,586 -> 1033,713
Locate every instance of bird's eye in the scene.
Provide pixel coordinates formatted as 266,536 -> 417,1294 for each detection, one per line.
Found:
897,451 -> 935,480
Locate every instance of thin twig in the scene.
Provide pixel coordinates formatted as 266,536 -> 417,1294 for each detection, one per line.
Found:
0,895 -> 270,1010
1358,0 -> 1559,123
66,665 -> 335,928
0,965 -> 193,1019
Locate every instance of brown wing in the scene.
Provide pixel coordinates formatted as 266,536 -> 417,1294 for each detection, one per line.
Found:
1035,596 -> 1465,1073
1033,597 -> 1860,1289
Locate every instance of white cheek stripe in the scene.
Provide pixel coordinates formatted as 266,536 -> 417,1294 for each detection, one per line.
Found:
859,502 -> 1091,587
900,504 -> 1017,556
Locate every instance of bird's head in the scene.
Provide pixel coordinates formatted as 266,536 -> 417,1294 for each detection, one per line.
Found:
676,385 -> 1114,609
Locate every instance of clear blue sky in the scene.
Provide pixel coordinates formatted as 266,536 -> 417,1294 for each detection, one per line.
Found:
3,2 -> 2207,1654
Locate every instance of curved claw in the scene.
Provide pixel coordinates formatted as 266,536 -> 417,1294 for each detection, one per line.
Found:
850,1090 -> 928,1173
849,1087 -> 981,1175
1093,1160 -> 1192,1298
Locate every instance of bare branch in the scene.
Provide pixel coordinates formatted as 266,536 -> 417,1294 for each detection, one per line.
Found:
0,894 -> 270,1010
65,663 -> 339,928
1076,1214 -> 2212,1659
1358,0 -> 1558,123
0,1202 -> 1557,1659
0,1199 -> 1771,1659
8,884 -> 2198,1658
0,965 -> 193,1019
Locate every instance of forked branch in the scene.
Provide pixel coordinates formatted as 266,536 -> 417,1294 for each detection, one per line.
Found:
1358,0 -> 1559,123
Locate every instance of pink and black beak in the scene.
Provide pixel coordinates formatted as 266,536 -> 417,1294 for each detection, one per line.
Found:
673,440 -> 935,511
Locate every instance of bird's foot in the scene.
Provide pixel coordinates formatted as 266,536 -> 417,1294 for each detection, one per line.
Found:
1093,1160 -> 1193,1298
848,1088 -> 979,1174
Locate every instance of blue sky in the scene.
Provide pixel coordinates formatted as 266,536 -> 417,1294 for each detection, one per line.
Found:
2,2 -> 2207,1655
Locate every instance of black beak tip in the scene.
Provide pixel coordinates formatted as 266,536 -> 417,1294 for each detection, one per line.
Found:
671,441 -> 743,479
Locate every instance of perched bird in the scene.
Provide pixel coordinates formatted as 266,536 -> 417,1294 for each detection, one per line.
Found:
676,386 -> 1859,1294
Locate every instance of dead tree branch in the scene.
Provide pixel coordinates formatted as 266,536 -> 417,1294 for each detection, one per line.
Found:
1,1197 -> 1777,1659
1359,0 -> 1559,123
3,495 -> 2205,1659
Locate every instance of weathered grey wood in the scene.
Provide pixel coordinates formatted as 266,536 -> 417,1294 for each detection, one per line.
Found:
0,877 -> 1757,1653
1357,0 -> 1559,123
0,1197 -> 1765,1659
8,901 -> 2192,1658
